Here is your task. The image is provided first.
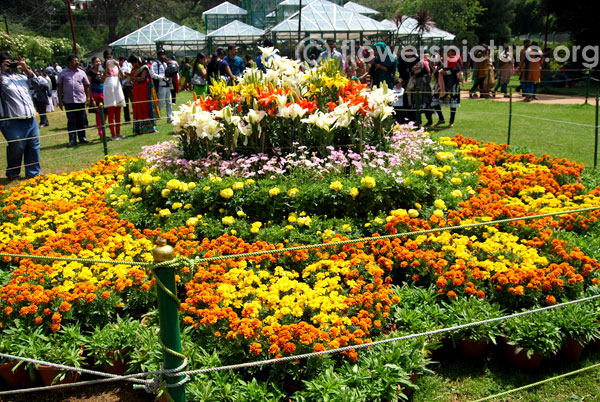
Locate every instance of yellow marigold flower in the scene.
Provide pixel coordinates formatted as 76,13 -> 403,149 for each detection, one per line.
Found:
288,215 -> 297,223
161,189 -> 170,198
297,216 -> 312,227
329,181 -> 344,192
131,187 -> 142,195
451,177 -> 462,185
220,188 -> 234,199
414,202 -> 422,210
349,187 -> 359,198
232,181 -> 244,190
342,224 -> 352,232
360,176 -> 376,189
159,209 -> 171,218
237,210 -> 246,217
210,176 -> 222,183
245,179 -> 255,185
250,227 -> 259,234
139,174 -> 153,186
451,190 -> 463,198
434,199 -> 447,210
287,188 -> 299,198
184,203 -> 193,209
172,202 -> 183,210
251,221 -> 262,228
231,229 -> 237,235
187,182 -> 196,190
433,209 -> 444,218
203,186 -> 211,191
222,216 -> 235,225
166,179 -> 181,190
269,187 -> 281,197
186,217 -> 199,226
408,209 -> 419,218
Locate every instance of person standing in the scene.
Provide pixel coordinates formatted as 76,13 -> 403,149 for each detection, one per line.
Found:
522,42 -> 543,102
0,52 -> 41,179
102,50 -> 125,140
410,52 -> 434,127
317,39 -> 344,71
151,49 -> 173,123
224,45 -> 245,79
191,53 -> 208,97
57,54 -> 91,147
86,57 -> 104,138
129,55 -> 157,135
168,56 -> 179,105
492,47 -> 513,98
432,48 -> 462,127
180,57 -> 192,91
469,49 -> 490,98
370,42 -> 397,89
119,56 -> 133,124
31,70 -> 51,127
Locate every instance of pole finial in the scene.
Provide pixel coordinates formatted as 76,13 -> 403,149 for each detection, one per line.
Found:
152,238 -> 175,262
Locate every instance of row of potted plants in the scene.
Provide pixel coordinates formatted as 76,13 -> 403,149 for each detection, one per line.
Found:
390,284 -> 600,372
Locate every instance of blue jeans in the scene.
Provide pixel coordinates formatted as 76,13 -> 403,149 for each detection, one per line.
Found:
521,81 -> 535,95
156,86 -> 172,121
0,117 -> 41,178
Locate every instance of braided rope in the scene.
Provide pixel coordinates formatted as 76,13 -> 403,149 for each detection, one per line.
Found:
176,294 -> 600,376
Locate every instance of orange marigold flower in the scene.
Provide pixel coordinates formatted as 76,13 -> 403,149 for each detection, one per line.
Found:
283,342 -> 296,354
447,290 -> 457,299
249,342 -> 262,355
545,295 -> 556,305
101,291 -> 111,299
34,317 -> 43,325
59,301 -> 71,312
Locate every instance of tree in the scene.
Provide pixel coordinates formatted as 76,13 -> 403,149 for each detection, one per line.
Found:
398,0 -> 485,43
473,0 -> 514,44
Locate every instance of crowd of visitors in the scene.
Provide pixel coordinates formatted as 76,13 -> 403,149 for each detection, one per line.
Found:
0,36 -> 578,180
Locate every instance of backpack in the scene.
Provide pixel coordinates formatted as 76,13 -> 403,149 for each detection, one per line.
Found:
165,64 -> 179,78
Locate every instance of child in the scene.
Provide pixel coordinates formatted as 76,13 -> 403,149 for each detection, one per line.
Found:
392,78 -> 405,124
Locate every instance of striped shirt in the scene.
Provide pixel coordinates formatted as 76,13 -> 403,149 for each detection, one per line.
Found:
0,71 -> 36,119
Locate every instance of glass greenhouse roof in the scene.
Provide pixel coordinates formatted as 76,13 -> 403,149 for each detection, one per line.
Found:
155,26 -> 206,43
202,1 -> 248,16
109,17 -> 181,47
270,0 -> 390,33
342,1 -> 378,16
207,20 -> 265,38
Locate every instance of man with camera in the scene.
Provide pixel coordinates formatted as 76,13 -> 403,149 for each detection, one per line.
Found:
57,54 -> 92,147
0,52 -> 41,180
150,49 -> 173,124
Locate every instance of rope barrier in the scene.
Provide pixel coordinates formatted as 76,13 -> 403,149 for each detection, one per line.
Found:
0,96 -> 174,123
1,206 -> 599,267
469,362 -> 600,402
175,294 -> 600,376
0,116 -> 168,146
1,294 -> 599,396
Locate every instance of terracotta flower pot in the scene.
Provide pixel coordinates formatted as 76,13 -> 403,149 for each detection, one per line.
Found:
0,361 -> 33,388
400,372 -> 420,397
503,343 -> 543,372
457,337 -> 489,360
38,365 -> 80,388
559,336 -> 585,362
100,350 -> 128,375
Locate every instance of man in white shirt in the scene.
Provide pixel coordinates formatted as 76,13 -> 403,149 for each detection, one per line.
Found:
119,57 -> 133,123
317,39 -> 344,71
150,49 -> 172,123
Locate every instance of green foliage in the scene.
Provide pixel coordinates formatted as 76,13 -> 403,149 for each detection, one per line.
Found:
397,0 -> 485,43
87,316 -> 142,367
551,302 -> 600,345
502,310 -> 564,357
0,33 -> 86,67
443,297 -> 503,344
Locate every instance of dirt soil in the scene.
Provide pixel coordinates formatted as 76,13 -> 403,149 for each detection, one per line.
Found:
460,92 -> 588,105
0,382 -> 152,402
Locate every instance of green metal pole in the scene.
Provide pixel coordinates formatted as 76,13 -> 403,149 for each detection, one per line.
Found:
416,91 -> 422,127
585,70 -> 591,105
152,238 -> 186,402
99,103 -> 108,157
594,94 -> 599,169
507,88 -> 513,146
